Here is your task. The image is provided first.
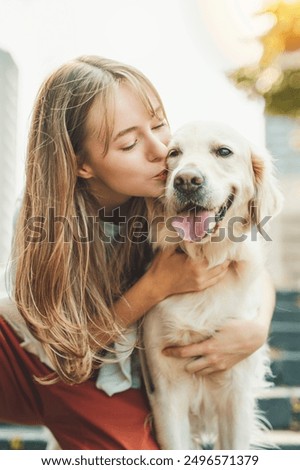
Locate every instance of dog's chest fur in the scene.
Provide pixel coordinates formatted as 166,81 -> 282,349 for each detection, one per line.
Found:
146,238 -> 262,344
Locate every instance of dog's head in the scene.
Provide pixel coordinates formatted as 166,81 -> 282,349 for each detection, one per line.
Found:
160,121 -> 282,244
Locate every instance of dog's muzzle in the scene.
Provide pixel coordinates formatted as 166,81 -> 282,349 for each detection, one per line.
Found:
171,183 -> 235,242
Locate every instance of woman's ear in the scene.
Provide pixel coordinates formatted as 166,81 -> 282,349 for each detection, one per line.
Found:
77,162 -> 95,179
249,145 -> 283,232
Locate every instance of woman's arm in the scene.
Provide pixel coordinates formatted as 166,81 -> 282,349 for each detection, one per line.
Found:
163,269 -> 276,375
117,250 -> 230,324
93,249 -> 230,345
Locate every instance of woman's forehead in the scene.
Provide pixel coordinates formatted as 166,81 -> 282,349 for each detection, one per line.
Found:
86,82 -> 163,139
115,82 -> 162,116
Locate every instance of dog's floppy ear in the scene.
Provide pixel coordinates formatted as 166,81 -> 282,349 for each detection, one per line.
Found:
249,145 -> 283,231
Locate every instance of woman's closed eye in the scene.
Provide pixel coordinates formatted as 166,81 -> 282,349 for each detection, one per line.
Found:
152,120 -> 167,130
121,140 -> 138,151
120,120 -> 167,151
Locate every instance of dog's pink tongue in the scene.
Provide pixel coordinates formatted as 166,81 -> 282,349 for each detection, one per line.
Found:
171,211 -> 215,241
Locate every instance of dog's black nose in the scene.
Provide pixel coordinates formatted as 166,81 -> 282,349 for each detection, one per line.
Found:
173,168 -> 205,193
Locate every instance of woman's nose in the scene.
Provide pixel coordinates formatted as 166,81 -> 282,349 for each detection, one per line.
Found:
146,134 -> 169,162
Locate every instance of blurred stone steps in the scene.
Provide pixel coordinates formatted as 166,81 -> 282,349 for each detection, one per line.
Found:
266,430 -> 300,450
273,291 -> 300,320
269,324 -> 300,352
258,386 -> 300,430
270,350 -> 300,386
262,291 -> 300,449
0,424 -> 51,450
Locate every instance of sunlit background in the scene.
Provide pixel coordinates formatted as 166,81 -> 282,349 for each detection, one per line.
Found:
0,0 -> 299,290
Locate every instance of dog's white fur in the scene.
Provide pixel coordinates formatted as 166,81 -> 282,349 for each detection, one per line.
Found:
142,121 -> 283,450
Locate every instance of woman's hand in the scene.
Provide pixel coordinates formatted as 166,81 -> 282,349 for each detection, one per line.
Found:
147,249 -> 230,301
163,318 -> 268,375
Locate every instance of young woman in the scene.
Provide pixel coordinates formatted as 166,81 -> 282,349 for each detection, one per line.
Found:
0,55 -> 275,450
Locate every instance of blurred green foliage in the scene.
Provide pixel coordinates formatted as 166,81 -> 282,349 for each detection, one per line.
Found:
228,1 -> 300,117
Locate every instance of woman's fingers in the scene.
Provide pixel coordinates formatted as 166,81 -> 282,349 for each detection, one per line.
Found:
163,341 -> 227,375
163,341 -> 207,358
148,248 -> 231,298
162,320 -> 255,376
199,266 -> 229,290
189,259 -> 230,291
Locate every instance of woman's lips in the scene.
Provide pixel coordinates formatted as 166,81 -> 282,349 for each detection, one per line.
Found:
153,169 -> 168,181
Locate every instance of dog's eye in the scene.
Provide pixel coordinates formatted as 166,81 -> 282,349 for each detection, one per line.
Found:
216,147 -> 233,157
168,148 -> 181,158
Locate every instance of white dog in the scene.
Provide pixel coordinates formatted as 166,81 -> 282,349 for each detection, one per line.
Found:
142,121 -> 282,450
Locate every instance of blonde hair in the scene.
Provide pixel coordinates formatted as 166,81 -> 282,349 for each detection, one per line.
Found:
12,56 -> 166,384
